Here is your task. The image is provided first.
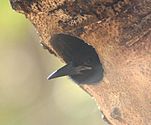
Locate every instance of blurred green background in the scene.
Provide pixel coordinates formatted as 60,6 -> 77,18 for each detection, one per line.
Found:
0,1 -> 105,125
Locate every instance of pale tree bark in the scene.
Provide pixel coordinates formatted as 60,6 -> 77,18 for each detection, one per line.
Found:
10,0 -> 151,125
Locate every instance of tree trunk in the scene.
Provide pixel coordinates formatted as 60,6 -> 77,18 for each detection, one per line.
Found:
10,0 -> 151,124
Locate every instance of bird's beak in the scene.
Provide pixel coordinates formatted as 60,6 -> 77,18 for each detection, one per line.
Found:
47,63 -> 74,80
47,63 -> 92,80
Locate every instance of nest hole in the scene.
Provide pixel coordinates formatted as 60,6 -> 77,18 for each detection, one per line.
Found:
51,34 -> 104,84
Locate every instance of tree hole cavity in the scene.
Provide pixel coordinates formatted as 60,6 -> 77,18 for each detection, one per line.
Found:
50,34 -> 104,84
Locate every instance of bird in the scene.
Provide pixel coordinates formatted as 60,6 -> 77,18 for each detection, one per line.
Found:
47,62 -> 92,79
47,34 -> 104,84
47,54 -> 103,84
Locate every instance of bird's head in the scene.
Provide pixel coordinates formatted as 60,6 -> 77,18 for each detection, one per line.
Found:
47,34 -> 104,84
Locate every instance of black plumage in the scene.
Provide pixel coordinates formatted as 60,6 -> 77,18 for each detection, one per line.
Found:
47,34 -> 104,84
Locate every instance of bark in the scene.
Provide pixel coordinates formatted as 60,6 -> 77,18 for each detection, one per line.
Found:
10,0 -> 151,125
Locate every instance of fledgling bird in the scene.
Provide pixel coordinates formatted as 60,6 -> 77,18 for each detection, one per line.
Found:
47,53 -> 103,84
47,62 -> 92,80
47,34 -> 104,84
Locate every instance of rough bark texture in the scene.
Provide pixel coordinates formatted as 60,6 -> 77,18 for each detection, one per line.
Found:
10,0 -> 151,125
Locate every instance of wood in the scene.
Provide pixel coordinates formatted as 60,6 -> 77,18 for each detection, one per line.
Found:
10,0 -> 151,124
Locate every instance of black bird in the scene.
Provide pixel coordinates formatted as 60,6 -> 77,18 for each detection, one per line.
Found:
47,52 -> 103,84
47,62 -> 92,80
47,34 -> 104,84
